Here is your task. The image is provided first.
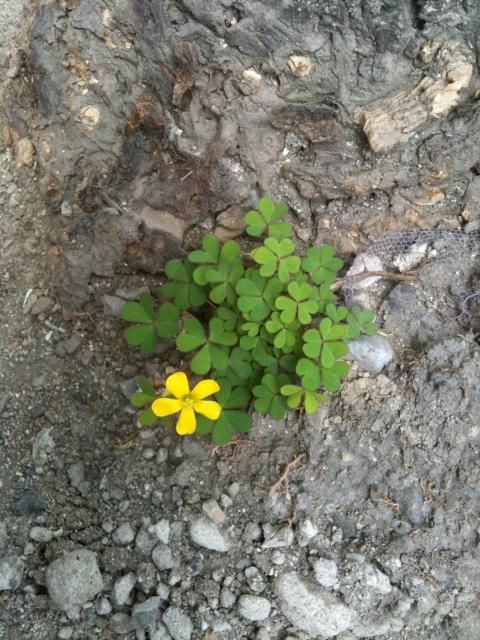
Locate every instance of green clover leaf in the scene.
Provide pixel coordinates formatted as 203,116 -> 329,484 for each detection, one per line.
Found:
244,197 -> 292,240
161,259 -> 206,309
302,245 -> 344,285
195,379 -> 252,445
188,234 -> 220,265
176,317 -> 206,352
155,302 -> 180,338
253,373 -> 289,420
236,270 -> 282,321
275,281 -> 318,325
303,319 -> 349,367
195,240 -> 244,305
265,312 -> 298,351
122,292 -> 157,354
280,384 -> 326,414
321,360 -> 350,392
252,238 -> 301,283
347,306 -> 377,339
296,358 -> 321,391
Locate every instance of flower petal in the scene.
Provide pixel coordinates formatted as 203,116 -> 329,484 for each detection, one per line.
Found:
191,379 -> 220,400
194,400 -> 222,420
166,371 -> 190,399
151,397 -> 182,417
176,407 -> 196,435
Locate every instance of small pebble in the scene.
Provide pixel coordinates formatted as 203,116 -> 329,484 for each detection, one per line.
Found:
96,596 -> 113,616
29,526 -> 54,543
238,595 -> 272,621
112,523 -> 135,546
202,499 -> 225,524
112,572 -> 137,607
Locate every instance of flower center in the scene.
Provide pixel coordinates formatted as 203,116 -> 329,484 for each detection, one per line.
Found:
182,394 -> 195,408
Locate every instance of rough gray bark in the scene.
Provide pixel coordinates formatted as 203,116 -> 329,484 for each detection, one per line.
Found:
2,0 -> 480,314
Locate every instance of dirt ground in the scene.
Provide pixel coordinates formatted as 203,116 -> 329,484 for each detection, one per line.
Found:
2,2 -> 480,640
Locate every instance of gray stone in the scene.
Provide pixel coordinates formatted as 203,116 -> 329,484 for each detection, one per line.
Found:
298,519 -> 319,546
112,572 -> 137,607
245,566 -> 266,593
0,555 -> 24,591
202,499 -> 225,524
189,517 -> 231,552
149,622 -> 173,640
67,462 -> 91,497
30,296 -> 54,315
262,525 -> 294,549
103,294 -> 126,317
112,523 -> 135,546
29,526 -> 55,543
275,572 -> 356,637
156,448 -> 168,464
16,137 -> 35,167
96,596 -> 113,616
397,483 -> 427,526
312,558 -> 338,589
135,529 -> 157,555
149,519 -> 170,545
220,586 -> 236,608
132,596 -> 161,629
46,550 -> 103,611
63,335 -> 82,354
152,543 -> 175,571
162,606 -> 193,640
58,628 -> 73,640
347,335 -> 394,375
110,612 -> 133,635
362,563 -> 392,595
243,522 -> 262,541
238,595 -> 272,621
32,428 -> 55,467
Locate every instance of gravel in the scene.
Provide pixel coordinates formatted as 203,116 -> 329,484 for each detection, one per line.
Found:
152,543 -> 176,571
45,550 -> 103,611
189,517 -> 231,552
112,523 -> 136,546
132,596 -> 162,629
112,572 -> 137,607
162,606 -> 193,640
0,555 -> 24,591
275,572 -> 356,637
312,558 -> 338,589
237,594 -> 272,621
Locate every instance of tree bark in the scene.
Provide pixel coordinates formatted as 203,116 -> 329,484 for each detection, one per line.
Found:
2,0 -> 480,314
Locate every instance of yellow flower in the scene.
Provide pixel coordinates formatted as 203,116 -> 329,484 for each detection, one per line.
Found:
151,372 -> 221,436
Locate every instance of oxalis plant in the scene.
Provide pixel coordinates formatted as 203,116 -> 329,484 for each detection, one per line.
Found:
121,197 -> 377,445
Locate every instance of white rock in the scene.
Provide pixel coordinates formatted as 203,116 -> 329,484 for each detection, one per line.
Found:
189,517 -> 231,552
149,519 -> 170,545
46,550 -> 103,611
112,572 -> 137,607
163,606 -> 193,640
312,558 -> 338,588
238,595 -> 271,621
288,55 -> 313,77
348,335 -> 394,375
0,555 -> 24,591
262,525 -> 294,549
346,254 -> 384,289
202,499 -> 225,524
275,572 -> 356,637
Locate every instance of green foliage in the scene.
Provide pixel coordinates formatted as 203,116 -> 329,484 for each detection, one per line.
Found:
121,197 -> 378,445
244,197 -> 292,240
122,293 -> 179,354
